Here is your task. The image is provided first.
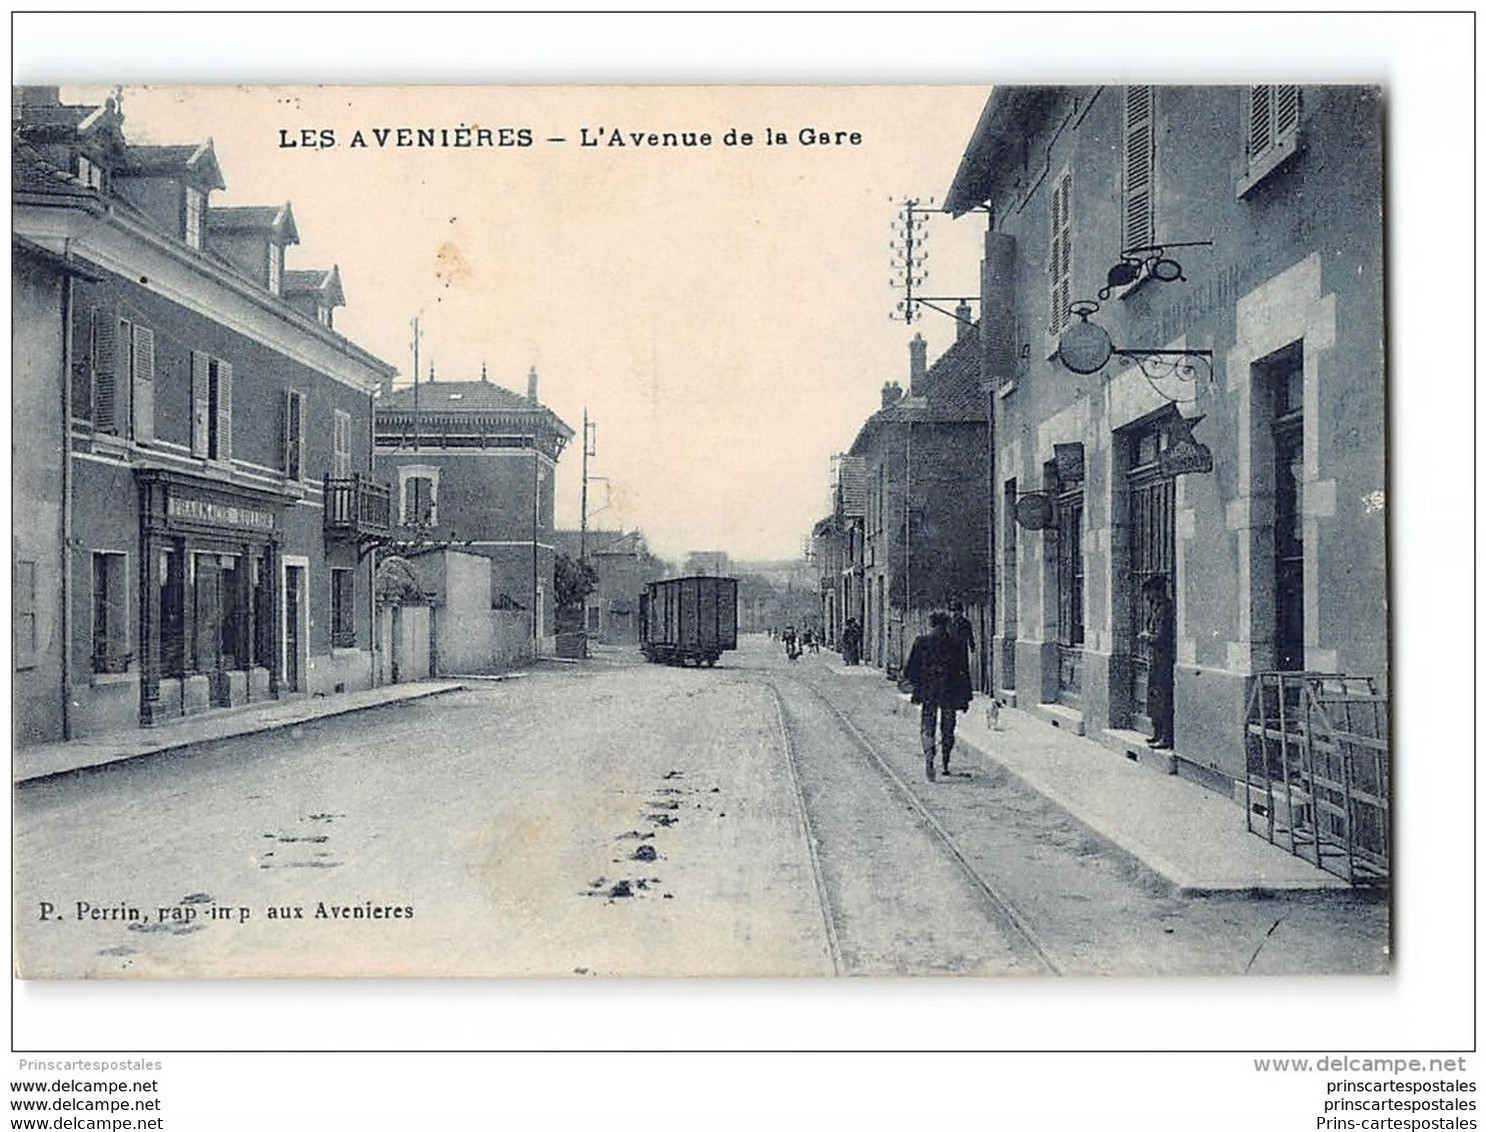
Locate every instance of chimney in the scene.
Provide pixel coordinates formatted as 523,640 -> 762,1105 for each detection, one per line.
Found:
956,301 -> 973,341
527,365 -> 539,403
881,381 -> 903,409
428,360 -> 435,383
481,361 -> 489,383
909,333 -> 928,396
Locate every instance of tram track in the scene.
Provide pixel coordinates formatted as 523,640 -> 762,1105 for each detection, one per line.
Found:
764,670 -> 1064,976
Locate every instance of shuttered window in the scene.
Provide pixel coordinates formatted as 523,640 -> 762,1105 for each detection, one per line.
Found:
129,323 -> 155,442
1240,86 -> 1301,196
90,308 -> 119,433
190,350 -> 233,462
1248,85 -> 1300,165
284,390 -> 306,480
330,568 -> 356,648
91,551 -> 130,673
333,410 -> 352,478
1048,171 -> 1072,334
1122,86 -> 1155,253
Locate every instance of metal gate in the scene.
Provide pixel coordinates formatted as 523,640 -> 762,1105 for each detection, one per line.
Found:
1055,485 -> 1084,705
1244,672 -> 1390,885
1128,429 -> 1174,733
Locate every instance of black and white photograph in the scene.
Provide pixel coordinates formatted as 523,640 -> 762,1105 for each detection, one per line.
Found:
6,10 -> 1476,1125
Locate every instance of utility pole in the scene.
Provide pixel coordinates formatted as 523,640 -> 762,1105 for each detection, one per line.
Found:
580,408 -> 594,562
409,315 -> 422,452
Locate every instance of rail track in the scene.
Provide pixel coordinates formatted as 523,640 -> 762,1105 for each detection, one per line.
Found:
764,669 -> 1065,976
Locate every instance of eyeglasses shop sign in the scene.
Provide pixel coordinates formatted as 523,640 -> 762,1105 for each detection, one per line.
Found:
167,495 -> 276,532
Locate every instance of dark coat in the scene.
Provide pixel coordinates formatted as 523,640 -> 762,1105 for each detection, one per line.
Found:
903,626 -> 973,711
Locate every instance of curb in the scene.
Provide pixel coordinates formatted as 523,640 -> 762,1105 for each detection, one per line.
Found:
13,682 -> 467,787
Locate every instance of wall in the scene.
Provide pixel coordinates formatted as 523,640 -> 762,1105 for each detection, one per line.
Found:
12,252 -> 68,743
980,85 -> 1385,786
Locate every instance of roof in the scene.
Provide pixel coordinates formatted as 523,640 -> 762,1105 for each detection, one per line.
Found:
12,142 -> 102,202
848,328 -> 984,455
118,141 -> 226,190
284,265 -> 345,307
378,379 -> 542,414
208,202 -> 299,244
944,87 -> 1073,216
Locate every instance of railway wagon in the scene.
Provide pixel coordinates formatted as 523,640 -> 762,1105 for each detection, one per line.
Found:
638,576 -> 739,666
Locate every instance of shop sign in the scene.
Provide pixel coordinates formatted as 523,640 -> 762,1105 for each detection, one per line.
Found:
167,494 -> 276,532
1159,414 -> 1214,478
1015,492 -> 1054,530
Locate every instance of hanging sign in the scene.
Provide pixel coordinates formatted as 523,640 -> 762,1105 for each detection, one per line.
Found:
1015,492 -> 1054,530
1159,414 -> 1214,477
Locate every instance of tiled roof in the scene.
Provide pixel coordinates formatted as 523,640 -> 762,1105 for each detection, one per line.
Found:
119,141 -> 225,189
378,380 -> 539,414
848,326 -> 984,453
208,203 -> 299,243
11,141 -> 100,201
283,266 -> 345,307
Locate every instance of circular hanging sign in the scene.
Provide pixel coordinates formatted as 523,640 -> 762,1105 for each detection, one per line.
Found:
1057,315 -> 1114,375
1015,493 -> 1055,530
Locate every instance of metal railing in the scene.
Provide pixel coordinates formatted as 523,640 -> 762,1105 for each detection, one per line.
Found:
1244,672 -> 1390,886
323,474 -> 392,537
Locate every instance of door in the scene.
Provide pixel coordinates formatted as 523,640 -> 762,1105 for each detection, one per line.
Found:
1055,485 -> 1084,706
1128,424 -> 1175,734
283,564 -> 305,692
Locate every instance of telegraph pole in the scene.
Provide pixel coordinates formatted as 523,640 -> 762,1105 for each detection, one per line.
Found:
409,315 -> 422,452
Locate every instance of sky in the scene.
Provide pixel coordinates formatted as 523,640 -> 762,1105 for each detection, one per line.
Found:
63,81 -> 990,565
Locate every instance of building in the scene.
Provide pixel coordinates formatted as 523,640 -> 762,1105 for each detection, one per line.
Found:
843,326 -> 990,678
12,87 -> 396,744
373,366 -> 573,650
945,86 -> 1386,795
551,528 -> 668,645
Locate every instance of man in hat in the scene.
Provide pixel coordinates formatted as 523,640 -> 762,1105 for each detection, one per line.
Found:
902,611 -> 974,781
1140,575 -> 1175,750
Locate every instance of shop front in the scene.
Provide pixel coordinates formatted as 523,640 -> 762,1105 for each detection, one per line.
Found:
137,471 -> 287,724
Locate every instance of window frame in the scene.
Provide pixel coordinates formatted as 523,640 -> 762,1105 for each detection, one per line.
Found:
1238,85 -> 1302,199
90,550 -> 131,675
14,558 -> 38,670
330,567 -> 357,649
184,186 -> 205,250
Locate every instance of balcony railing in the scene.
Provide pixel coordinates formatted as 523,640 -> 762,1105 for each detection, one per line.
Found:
324,474 -> 392,538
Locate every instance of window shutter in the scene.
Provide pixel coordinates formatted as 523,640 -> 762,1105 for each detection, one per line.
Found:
216,361 -> 233,462
131,325 -> 155,442
1123,86 -> 1155,252
1049,173 -> 1072,333
1248,86 -> 1274,160
191,351 -> 210,457
92,308 -> 118,432
1275,85 -> 1300,141
333,410 -> 351,478
285,390 -> 304,480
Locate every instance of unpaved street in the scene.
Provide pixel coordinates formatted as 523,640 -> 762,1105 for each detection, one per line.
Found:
13,637 -> 1387,978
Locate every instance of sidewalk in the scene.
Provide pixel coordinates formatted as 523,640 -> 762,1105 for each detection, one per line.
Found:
13,681 -> 467,786
817,652 -> 1351,896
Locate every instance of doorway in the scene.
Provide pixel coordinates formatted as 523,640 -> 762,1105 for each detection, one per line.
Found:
1126,419 -> 1175,735
282,561 -> 307,693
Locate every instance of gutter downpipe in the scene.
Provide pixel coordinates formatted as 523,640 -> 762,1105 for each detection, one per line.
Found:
61,262 -> 75,739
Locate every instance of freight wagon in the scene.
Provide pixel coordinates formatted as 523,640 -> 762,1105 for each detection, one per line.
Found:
638,576 -> 739,666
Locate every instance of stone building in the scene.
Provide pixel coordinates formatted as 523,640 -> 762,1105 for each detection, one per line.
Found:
843,326 -> 989,678
12,87 -> 395,743
945,86 -> 1386,793
551,528 -> 668,646
373,366 -> 573,649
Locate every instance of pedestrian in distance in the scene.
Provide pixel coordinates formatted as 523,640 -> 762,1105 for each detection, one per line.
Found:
902,610 -> 973,781
782,624 -> 800,661
841,618 -> 862,666
1139,575 -> 1175,750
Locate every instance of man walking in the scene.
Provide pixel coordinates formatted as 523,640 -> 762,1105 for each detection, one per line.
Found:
902,611 -> 973,781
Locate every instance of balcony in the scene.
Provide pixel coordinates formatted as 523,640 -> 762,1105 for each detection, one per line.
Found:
323,474 -> 392,539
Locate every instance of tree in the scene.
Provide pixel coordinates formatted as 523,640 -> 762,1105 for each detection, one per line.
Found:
553,553 -> 599,611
